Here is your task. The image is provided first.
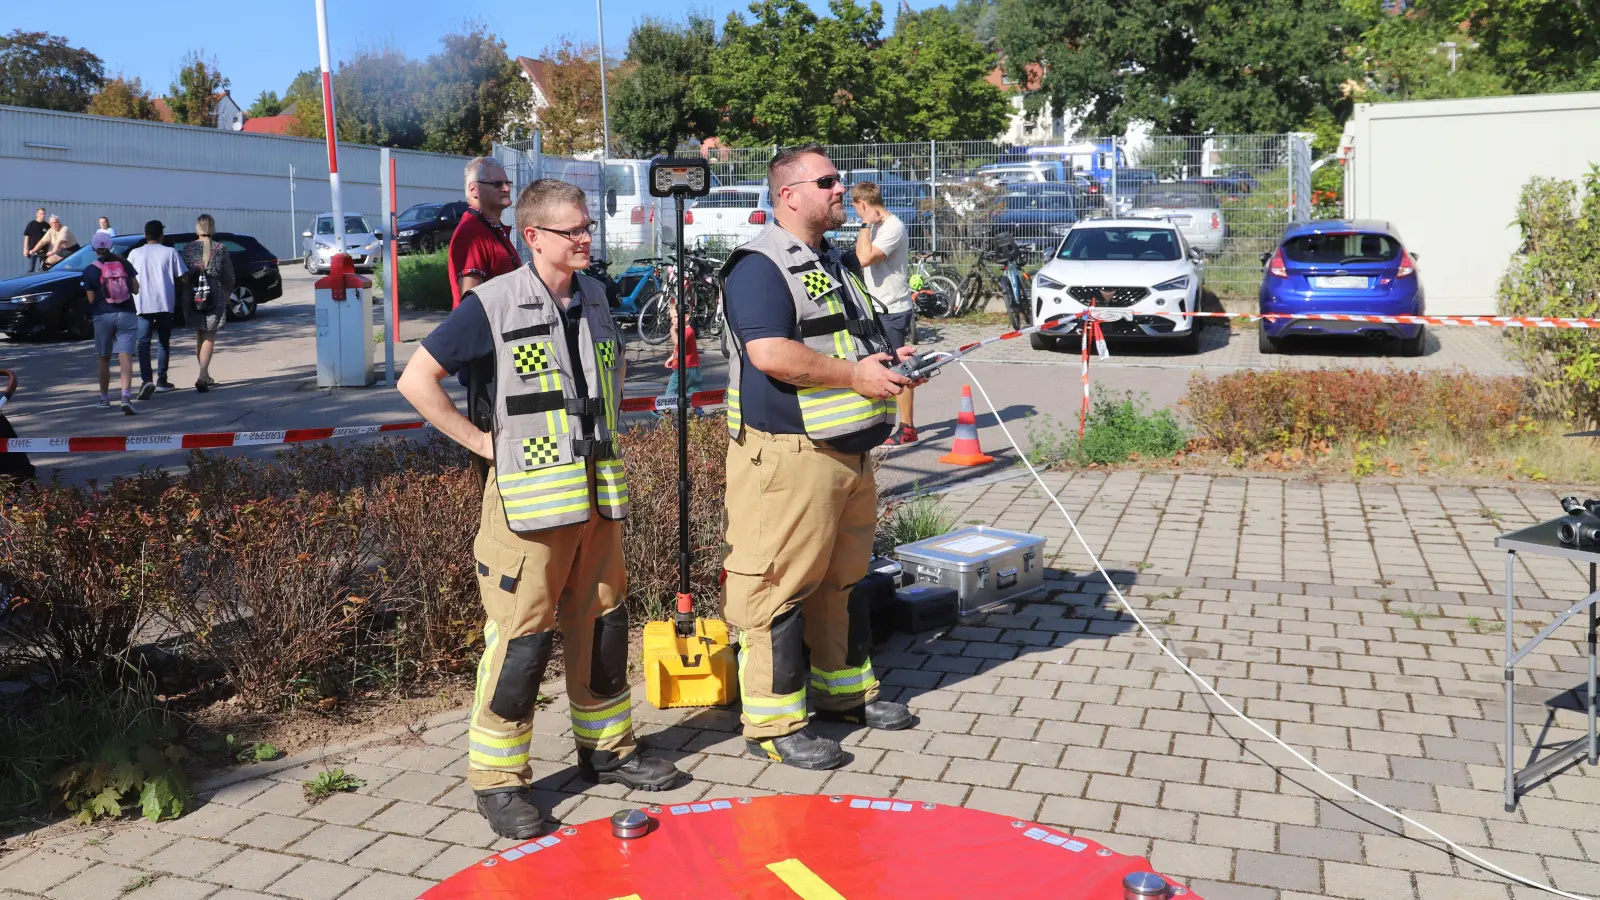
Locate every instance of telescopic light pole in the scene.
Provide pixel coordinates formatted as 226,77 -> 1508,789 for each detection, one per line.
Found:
647,159 -> 712,637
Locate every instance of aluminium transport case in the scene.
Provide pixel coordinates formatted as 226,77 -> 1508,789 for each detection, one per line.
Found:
893,525 -> 1047,615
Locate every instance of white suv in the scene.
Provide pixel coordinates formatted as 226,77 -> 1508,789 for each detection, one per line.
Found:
1029,217 -> 1205,353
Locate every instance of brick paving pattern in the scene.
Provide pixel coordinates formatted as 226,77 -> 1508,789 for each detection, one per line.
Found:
4,473 -> 1597,899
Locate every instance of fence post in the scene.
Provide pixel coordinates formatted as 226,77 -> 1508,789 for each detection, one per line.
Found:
929,140 -> 938,253
378,148 -> 395,386
288,163 -> 296,260
1286,135 -> 1296,227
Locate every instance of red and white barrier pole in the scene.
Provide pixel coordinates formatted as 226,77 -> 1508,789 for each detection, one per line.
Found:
314,0 -> 345,256
387,154 -> 400,376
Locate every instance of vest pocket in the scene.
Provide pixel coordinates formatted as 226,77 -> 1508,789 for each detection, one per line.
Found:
497,435 -> 589,525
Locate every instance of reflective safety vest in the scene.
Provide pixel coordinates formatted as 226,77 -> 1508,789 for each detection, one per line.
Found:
473,267 -> 629,533
719,222 -> 889,443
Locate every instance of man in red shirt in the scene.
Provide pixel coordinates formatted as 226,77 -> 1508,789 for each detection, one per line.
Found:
449,157 -> 520,308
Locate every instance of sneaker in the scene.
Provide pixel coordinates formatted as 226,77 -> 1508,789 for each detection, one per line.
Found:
120,399 -> 136,416
155,381 -> 177,394
896,425 -> 919,445
96,396 -> 110,409
137,382 -> 156,401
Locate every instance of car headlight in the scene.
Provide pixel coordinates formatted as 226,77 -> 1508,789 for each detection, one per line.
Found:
399,230 -> 416,237
10,292 -> 50,304
1035,274 -> 1066,291
1153,275 -> 1190,292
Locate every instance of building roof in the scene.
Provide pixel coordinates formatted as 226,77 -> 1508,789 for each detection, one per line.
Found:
242,114 -> 297,135
516,57 -> 552,105
986,62 -> 1044,93
151,98 -> 177,123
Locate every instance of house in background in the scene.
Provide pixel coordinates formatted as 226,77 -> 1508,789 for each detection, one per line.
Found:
148,90 -> 247,130
242,102 -> 298,136
990,62 -> 1060,145
516,57 -> 553,133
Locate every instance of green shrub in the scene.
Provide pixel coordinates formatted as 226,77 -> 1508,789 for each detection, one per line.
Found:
374,249 -> 452,312
1498,167 -> 1600,427
1027,390 -> 1187,466
1182,369 -> 1528,454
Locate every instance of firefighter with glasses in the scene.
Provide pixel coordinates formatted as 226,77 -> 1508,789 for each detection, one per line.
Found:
399,180 -> 687,840
719,145 -> 920,770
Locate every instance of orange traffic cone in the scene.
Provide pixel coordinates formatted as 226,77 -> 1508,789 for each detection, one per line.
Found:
940,384 -> 995,466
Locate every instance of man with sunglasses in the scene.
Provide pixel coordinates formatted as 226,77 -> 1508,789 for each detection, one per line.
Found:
719,144 -> 920,771
400,179 -> 687,842
449,157 -> 521,310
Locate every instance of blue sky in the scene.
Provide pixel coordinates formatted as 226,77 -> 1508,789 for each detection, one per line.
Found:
5,1 -> 942,110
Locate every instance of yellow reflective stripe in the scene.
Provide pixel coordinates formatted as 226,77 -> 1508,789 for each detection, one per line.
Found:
507,501 -> 590,520
726,387 -> 742,435
471,620 -> 499,724
767,859 -> 846,900
503,486 -> 590,507
498,461 -> 585,484
796,388 -> 885,431
739,648 -> 807,724
823,295 -> 851,359
499,472 -> 588,496
571,694 -> 632,742
810,661 -> 878,695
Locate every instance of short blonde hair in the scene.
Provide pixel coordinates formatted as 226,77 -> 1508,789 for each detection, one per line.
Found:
850,182 -> 883,208
515,179 -> 587,235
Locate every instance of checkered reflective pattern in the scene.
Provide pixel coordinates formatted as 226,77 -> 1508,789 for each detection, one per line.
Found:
513,343 -> 551,376
802,270 -> 833,299
521,435 -> 561,468
596,340 -> 617,368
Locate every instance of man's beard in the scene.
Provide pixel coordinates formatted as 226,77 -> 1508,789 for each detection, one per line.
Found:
818,200 -> 846,231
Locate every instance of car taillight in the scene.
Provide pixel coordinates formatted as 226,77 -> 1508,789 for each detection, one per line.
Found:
748,210 -> 767,225
1210,212 -> 1220,230
630,206 -> 644,225
1267,249 -> 1288,278
1397,249 -> 1417,278
684,210 -> 695,225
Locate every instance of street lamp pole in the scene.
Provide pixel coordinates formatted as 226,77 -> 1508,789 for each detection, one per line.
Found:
595,0 -> 612,255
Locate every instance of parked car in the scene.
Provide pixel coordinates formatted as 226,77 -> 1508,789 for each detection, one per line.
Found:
682,186 -> 774,251
395,201 -> 468,254
1105,168 -> 1160,214
1196,169 -> 1259,198
303,214 -> 383,274
1028,218 -> 1205,353
990,183 -> 1086,256
1,231 -> 282,339
1127,182 -> 1227,256
165,231 -> 284,321
1258,220 -> 1424,356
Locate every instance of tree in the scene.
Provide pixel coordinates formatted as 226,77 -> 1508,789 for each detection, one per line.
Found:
1382,0 -> 1600,94
332,47 -> 423,148
168,51 -> 229,126
537,39 -> 605,156
0,29 -> 105,112
693,0 -> 884,146
995,0 -> 1363,135
285,69 -> 319,105
612,15 -> 717,155
1354,11 -> 1509,101
869,10 -> 1009,141
417,26 -> 531,155
247,90 -> 283,118
86,75 -> 156,120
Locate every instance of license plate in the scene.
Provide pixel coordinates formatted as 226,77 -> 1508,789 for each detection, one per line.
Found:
1312,276 -> 1369,289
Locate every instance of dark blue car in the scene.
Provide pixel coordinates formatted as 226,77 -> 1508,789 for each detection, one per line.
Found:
1258,220 -> 1424,356
990,183 -> 1084,256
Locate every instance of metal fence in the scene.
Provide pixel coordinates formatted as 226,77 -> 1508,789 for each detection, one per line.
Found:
493,137 -> 605,263
668,134 -> 1310,299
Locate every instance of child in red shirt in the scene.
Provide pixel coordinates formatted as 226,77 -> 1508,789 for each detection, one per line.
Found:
663,306 -> 703,399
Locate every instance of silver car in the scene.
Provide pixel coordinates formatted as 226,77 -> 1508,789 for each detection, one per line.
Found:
302,213 -> 383,274
1126,183 -> 1228,256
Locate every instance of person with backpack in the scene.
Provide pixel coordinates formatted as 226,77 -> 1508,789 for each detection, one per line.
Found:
84,231 -> 142,414
180,214 -> 234,392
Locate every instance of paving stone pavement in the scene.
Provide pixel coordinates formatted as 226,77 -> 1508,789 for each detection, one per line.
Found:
919,318 -> 1524,375
4,472 -> 1598,900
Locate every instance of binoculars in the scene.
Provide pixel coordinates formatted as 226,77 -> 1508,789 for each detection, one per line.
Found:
1557,497 -> 1600,547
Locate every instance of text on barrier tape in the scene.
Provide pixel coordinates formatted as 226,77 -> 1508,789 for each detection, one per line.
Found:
1,391 -> 729,454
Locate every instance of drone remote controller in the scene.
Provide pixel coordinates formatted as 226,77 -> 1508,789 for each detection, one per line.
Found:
886,351 -> 947,381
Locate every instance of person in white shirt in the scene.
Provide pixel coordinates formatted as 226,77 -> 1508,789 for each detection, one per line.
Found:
96,216 -> 116,238
851,182 -> 917,445
126,220 -> 187,398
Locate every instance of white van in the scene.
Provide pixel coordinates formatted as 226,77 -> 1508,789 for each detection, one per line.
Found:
602,159 -> 664,252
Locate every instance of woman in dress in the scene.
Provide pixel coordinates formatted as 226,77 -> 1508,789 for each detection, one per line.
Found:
181,214 -> 234,392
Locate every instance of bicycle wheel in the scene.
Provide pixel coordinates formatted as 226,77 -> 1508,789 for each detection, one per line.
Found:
636,291 -> 673,345
958,273 -> 983,317
927,275 -> 960,319
1004,279 -> 1024,331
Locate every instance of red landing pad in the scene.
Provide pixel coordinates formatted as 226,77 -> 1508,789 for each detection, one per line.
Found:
419,794 -> 1201,899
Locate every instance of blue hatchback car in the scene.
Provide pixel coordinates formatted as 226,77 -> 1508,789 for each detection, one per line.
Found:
1258,220 -> 1424,356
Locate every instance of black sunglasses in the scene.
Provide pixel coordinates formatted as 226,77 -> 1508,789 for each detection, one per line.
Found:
784,175 -> 844,191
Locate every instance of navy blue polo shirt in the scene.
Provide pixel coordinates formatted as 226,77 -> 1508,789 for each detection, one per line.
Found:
723,247 -> 891,454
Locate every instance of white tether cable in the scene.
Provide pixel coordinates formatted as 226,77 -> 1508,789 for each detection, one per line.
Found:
955,360 -> 1592,900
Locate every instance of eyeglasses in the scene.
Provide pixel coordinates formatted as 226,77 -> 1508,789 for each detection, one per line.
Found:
784,174 -> 844,191
535,222 -> 597,241
476,179 -> 513,189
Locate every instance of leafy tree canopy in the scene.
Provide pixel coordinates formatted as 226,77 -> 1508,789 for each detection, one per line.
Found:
0,29 -> 105,112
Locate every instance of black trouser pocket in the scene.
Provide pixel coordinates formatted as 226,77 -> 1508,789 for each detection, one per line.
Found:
489,631 -> 554,721
590,608 -> 630,698
844,583 -> 873,667
770,605 -> 808,695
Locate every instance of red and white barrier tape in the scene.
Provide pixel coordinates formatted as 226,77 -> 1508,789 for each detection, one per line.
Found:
1185,311 -> 1600,328
0,391 -> 729,454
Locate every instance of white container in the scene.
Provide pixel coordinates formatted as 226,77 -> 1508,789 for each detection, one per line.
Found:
894,525 -> 1047,615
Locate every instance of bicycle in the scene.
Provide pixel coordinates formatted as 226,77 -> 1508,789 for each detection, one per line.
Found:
908,252 -> 961,319
637,251 -> 723,346
956,233 -> 1032,329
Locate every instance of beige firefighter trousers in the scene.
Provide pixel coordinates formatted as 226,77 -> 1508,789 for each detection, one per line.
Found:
721,427 -> 881,740
466,465 -> 636,791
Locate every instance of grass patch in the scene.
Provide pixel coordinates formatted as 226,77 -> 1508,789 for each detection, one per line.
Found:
875,491 -> 956,556
1027,389 -> 1187,467
302,769 -> 365,803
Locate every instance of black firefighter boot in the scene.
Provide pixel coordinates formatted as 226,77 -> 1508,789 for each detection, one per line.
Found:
746,727 -> 847,770
474,788 -> 553,840
577,748 -> 689,791
815,698 -> 914,731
